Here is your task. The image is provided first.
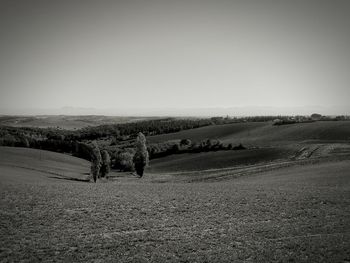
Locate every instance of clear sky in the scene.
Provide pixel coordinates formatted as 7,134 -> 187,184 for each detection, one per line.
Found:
0,0 -> 349,115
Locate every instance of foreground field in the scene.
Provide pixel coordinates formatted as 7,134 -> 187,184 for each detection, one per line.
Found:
1,147 -> 349,262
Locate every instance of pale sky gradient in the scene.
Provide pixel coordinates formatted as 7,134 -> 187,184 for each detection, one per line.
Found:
0,0 -> 349,115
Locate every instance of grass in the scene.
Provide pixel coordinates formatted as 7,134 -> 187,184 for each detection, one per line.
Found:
147,120 -> 350,174
1,147 -> 350,262
0,147 -> 90,182
147,122 -> 266,144
147,120 -> 350,147
148,147 -> 295,173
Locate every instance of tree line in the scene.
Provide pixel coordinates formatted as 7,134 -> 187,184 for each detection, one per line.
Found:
147,139 -> 246,159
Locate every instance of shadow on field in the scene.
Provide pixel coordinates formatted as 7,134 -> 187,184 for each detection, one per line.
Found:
48,174 -> 91,182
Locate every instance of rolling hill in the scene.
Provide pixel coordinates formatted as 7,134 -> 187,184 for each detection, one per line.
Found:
0,146 -> 349,262
0,147 -> 91,183
147,147 -> 295,173
147,121 -> 350,173
147,121 -> 350,146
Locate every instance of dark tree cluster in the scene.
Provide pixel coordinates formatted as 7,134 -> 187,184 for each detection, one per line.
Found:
148,139 -> 246,159
113,149 -> 135,172
111,133 -> 149,177
0,117 -> 215,142
273,116 -> 315,126
75,118 -> 214,141
84,141 -> 112,182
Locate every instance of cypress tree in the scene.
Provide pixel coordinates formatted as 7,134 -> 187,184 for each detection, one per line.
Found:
133,132 -> 149,177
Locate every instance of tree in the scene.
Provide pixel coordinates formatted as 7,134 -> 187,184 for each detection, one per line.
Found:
133,132 -> 149,177
171,143 -> 180,153
100,150 -> 111,178
311,113 -> 322,120
180,138 -> 191,146
18,134 -> 29,147
114,150 -> 135,171
90,141 -> 102,182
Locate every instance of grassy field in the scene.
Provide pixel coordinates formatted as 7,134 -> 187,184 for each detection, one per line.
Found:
0,147 -> 91,182
148,143 -> 350,174
148,147 -> 295,173
147,120 -> 350,173
147,121 -> 350,146
1,147 -> 350,262
147,122 -> 266,144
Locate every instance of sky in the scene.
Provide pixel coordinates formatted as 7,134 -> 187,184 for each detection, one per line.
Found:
0,0 -> 349,116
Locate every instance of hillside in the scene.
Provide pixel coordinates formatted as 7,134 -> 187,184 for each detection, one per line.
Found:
148,121 -> 350,146
147,122 -> 266,144
0,146 -> 349,262
147,121 -> 350,173
0,147 -> 91,183
147,147 -> 295,173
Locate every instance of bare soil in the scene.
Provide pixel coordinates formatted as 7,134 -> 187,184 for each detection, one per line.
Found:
1,147 -> 349,262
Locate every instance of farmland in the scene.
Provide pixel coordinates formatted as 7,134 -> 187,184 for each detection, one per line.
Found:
148,120 -> 350,146
1,0 -> 349,261
147,147 -> 295,173
148,121 -> 350,172
0,146 -> 350,262
1,119 -> 350,262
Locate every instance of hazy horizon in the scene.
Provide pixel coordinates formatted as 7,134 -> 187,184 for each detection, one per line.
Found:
0,105 -> 349,117
1,0 -> 350,115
